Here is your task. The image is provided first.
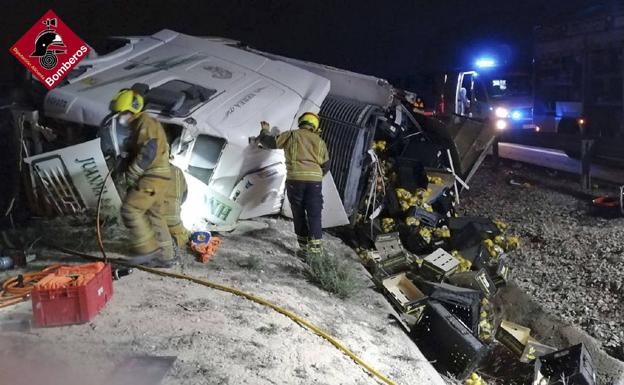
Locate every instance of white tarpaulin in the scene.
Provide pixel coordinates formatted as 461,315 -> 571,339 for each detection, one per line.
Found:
282,172 -> 350,228
24,138 -> 121,215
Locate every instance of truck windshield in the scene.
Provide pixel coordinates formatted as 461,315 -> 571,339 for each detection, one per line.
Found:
486,75 -> 532,98
187,135 -> 226,184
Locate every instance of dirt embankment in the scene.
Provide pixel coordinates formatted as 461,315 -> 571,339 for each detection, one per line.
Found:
0,218 -> 444,385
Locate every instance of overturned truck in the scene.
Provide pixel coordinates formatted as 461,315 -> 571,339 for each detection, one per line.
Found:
10,29 -> 494,232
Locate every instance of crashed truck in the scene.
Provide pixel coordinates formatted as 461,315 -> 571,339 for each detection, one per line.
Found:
10,29 -> 495,233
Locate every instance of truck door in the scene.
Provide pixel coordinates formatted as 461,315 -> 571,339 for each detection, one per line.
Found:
431,71 -> 496,181
455,71 -> 488,119
455,71 -> 476,117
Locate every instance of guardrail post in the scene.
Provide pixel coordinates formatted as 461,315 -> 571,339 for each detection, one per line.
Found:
492,137 -> 500,168
581,139 -> 594,191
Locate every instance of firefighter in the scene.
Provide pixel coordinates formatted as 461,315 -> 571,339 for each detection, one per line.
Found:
164,163 -> 190,248
257,113 -> 330,255
111,89 -> 175,267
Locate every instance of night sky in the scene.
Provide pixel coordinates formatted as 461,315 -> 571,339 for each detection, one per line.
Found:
2,0 -> 614,87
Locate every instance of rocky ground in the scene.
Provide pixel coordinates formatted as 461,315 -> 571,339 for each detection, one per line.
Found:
460,158 -> 624,361
0,217 -> 444,385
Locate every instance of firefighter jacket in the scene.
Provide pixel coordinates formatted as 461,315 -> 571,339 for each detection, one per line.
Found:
126,112 -> 171,185
259,127 -> 330,182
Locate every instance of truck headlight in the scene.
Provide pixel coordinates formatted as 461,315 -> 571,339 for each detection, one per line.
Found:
496,119 -> 507,130
495,107 -> 509,118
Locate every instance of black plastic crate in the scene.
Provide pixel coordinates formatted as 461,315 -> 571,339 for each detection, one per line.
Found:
398,224 -> 433,255
430,187 -> 456,219
421,281 -> 481,334
448,223 -> 485,250
488,256 -> 512,288
408,206 -> 444,227
372,253 -> 413,282
538,343 -> 595,385
410,300 -> 489,379
396,157 -> 428,191
447,269 -> 498,298
374,232 -> 404,259
459,243 -> 488,269
399,139 -> 445,168
448,217 -> 500,250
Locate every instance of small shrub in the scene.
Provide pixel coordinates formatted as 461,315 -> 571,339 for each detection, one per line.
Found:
304,250 -> 359,299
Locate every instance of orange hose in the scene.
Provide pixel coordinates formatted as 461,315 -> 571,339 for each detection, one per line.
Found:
0,264 -> 61,308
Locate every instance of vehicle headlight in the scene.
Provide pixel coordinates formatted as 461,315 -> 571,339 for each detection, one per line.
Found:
495,107 -> 509,118
496,119 -> 507,130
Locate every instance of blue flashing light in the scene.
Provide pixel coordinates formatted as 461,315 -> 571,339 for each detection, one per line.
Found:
511,110 -> 522,120
475,58 -> 496,69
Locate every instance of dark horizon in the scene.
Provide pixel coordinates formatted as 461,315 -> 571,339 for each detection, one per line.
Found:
2,0 -> 616,87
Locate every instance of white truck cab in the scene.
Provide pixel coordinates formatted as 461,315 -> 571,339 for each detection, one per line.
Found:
36,30 -> 332,229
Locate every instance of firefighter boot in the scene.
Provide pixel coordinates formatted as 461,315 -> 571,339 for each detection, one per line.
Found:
126,248 -> 168,267
307,239 -> 323,256
296,235 -> 309,259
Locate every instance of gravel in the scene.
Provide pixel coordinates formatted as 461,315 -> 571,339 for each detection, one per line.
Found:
460,159 -> 624,359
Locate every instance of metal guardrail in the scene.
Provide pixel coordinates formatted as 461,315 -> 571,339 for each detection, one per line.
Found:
497,131 -> 624,165
493,131 -> 624,190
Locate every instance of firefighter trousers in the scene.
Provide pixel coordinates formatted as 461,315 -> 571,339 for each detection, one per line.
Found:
164,166 -> 189,247
286,180 -> 323,247
121,175 -> 174,260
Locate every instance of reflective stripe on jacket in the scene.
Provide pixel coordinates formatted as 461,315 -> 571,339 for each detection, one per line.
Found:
261,128 -> 329,182
127,113 -> 171,182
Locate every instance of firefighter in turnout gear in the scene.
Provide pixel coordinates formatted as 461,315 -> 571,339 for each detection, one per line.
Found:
111,89 -> 175,267
164,163 -> 190,248
257,112 -> 330,255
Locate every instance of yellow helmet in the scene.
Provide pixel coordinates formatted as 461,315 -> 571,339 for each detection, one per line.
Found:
298,112 -> 321,133
111,89 -> 144,114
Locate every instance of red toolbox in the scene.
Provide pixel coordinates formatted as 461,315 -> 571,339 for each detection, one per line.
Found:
31,263 -> 113,327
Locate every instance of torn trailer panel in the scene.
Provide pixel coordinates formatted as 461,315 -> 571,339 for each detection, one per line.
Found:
22,139 -> 121,216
